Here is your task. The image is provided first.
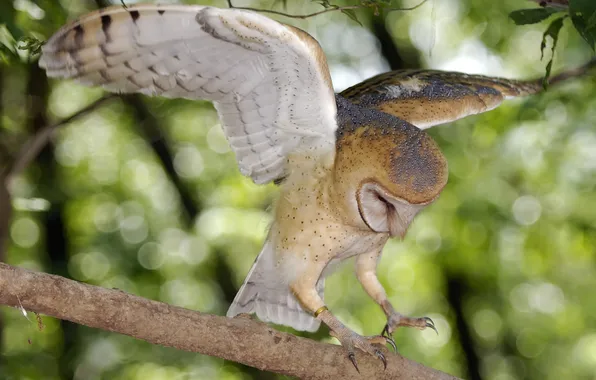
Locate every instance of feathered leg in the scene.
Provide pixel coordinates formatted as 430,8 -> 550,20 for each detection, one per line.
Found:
355,249 -> 437,344
289,263 -> 393,372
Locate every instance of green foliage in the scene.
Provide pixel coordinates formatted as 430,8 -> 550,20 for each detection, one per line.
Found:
509,1 -> 596,51
569,0 -> 596,50
310,0 -> 424,24
0,24 -> 17,64
340,8 -> 361,24
0,30 -> 44,64
509,1 -> 596,87
17,36 -> 44,56
541,16 -> 567,88
0,1 -> 19,39
509,8 -> 560,25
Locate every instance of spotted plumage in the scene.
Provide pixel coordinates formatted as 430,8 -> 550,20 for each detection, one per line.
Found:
339,68 -> 593,128
39,3 -> 595,368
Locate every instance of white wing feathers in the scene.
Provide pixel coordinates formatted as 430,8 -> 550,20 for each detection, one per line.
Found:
39,5 -> 337,184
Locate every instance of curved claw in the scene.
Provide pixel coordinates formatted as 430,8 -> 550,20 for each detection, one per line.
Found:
376,351 -> 387,370
424,317 -> 439,335
385,336 -> 397,353
348,352 -> 359,373
381,325 -> 398,352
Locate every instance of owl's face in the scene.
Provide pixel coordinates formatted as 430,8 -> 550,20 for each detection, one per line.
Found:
333,97 -> 448,238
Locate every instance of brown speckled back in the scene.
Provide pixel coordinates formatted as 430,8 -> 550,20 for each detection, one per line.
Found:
339,69 -> 544,129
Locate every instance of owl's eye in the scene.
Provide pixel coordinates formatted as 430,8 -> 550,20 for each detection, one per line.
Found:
356,182 -> 425,238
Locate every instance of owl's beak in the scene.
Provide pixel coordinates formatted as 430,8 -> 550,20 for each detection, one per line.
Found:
357,182 -> 425,238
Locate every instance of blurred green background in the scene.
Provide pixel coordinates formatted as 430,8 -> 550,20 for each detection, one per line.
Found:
1,0 -> 596,379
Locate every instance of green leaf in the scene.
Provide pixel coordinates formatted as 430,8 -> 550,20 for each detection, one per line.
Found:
509,8 -> 560,25
569,0 -> 596,50
341,8 -> 361,25
540,16 -> 566,89
314,0 -> 333,9
17,36 -> 44,56
588,9 -> 596,29
0,24 -> 17,63
0,3 -> 21,41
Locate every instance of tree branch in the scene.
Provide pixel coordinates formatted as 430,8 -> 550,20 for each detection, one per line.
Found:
0,262 -> 461,380
226,0 -> 428,20
3,94 -> 118,185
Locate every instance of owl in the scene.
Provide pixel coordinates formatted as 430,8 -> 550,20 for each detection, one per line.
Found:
39,3 -> 594,369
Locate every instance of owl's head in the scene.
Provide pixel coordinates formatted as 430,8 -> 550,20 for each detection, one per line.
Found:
332,96 -> 448,238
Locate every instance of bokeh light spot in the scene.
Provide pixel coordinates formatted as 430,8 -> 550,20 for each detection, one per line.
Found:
512,195 -> 542,226
174,145 -> 204,179
79,251 -> 111,281
10,217 -> 40,248
137,242 -> 165,270
472,309 -> 503,342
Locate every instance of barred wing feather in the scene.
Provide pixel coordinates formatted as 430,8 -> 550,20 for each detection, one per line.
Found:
40,4 -> 337,184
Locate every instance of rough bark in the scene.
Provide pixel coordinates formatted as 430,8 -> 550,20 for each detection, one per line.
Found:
0,262 -> 461,380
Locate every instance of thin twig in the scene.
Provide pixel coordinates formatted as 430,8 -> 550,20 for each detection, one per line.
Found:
4,94 -> 118,186
226,0 -> 428,20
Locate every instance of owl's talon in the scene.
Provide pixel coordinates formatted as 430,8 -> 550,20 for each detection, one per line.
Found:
385,335 -> 397,353
384,312 -> 439,336
382,324 -> 390,337
331,326 -> 392,370
424,317 -> 439,335
376,350 -> 387,370
348,352 -> 359,373
381,324 -> 398,352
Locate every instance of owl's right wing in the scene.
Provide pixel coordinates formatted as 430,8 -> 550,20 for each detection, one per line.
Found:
40,4 -> 337,184
340,62 -> 596,130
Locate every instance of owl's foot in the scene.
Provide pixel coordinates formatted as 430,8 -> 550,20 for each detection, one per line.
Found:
329,326 -> 396,372
379,300 -> 438,337
381,313 -> 438,337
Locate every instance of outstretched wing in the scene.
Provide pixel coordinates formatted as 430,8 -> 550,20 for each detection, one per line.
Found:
40,4 -> 337,184
340,65 -> 593,129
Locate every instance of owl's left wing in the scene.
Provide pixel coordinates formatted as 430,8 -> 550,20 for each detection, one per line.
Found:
340,64 -> 595,129
39,4 -> 337,184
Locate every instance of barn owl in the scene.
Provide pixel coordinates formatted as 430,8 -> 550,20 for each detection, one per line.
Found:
39,3 -> 594,369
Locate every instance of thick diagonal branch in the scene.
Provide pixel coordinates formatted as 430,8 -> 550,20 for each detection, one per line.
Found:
0,263 -> 460,380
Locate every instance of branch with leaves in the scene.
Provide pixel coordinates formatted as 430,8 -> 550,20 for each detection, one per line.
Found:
0,262 -> 461,380
510,0 -> 596,86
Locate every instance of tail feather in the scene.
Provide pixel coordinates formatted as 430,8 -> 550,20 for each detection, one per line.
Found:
227,240 -> 324,332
